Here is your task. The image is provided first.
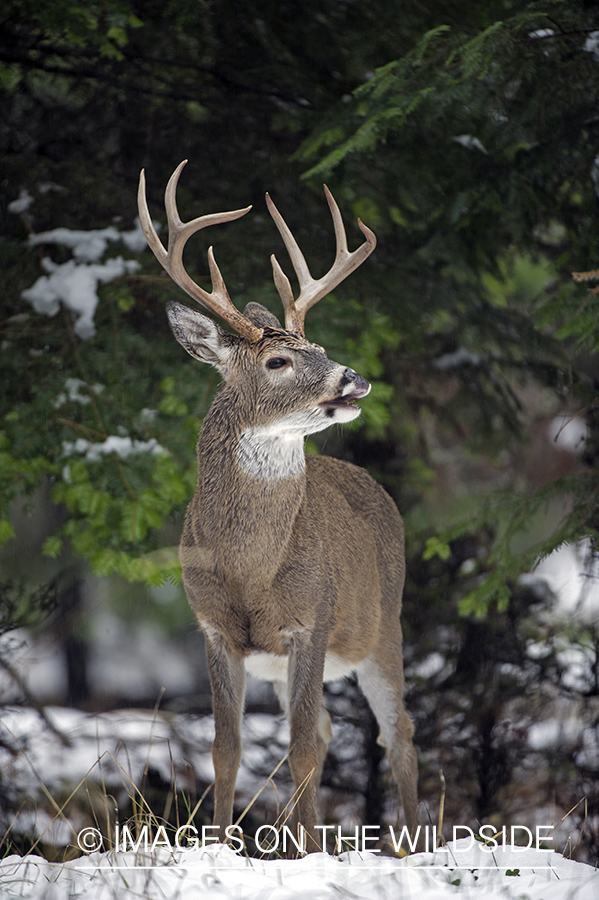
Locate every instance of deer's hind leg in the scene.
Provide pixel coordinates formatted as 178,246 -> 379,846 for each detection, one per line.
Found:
356,647 -> 418,838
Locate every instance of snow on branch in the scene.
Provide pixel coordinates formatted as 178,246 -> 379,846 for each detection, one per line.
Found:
17,217 -> 156,339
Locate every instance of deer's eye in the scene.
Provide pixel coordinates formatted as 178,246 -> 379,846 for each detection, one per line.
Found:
266,357 -> 289,370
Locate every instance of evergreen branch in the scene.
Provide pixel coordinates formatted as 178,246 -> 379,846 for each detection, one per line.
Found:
0,43 -> 319,109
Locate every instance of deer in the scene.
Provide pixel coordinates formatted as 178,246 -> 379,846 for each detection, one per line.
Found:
138,160 -> 418,854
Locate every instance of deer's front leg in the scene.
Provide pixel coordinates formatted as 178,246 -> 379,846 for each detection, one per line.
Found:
204,631 -> 246,840
286,628 -> 328,854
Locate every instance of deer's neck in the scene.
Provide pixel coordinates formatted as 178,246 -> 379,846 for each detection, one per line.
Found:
199,388 -> 307,483
191,391 -> 307,573
236,422 -> 305,480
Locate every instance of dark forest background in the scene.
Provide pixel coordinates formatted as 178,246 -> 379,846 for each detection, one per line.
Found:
1,0 -> 599,862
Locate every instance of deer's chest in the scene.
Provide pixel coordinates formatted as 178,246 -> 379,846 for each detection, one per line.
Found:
195,572 -> 331,659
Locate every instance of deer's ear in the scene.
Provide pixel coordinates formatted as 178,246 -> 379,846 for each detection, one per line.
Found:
243,301 -> 282,330
166,302 -> 238,373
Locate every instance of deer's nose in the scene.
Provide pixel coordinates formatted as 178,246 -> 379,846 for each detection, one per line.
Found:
340,367 -> 371,398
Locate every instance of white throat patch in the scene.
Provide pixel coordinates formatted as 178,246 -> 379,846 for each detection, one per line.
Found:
237,423 -> 306,480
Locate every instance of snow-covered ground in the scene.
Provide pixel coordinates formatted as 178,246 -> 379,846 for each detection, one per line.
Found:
1,838 -> 597,899
0,705 -> 290,844
1,704 -> 597,897
0,705 -> 216,793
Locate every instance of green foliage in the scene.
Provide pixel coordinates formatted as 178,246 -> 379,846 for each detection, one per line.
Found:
537,282 -> 599,354
0,579 -> 59,635
296,0 -> 599,331
0,519 -> 16,545
427,474 -> 599,617
482,251 -> 555,309
423,536 -> 451,562
345,312 -> 399,439
0,231 -> 214,583
296,0 -> 599,616
2,0 -> 599,617
3,0 -> 142,62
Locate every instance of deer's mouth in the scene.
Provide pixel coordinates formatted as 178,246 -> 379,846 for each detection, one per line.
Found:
320,387 -> 370,411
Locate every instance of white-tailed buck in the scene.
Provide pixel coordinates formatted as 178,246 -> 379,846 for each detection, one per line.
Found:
138,161 -> 418,852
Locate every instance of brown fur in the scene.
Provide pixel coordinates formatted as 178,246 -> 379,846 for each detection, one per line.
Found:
137,168 -> 418,853
170,302 -> 419,853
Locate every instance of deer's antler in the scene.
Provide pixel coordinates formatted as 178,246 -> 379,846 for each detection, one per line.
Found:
266,185 -> 377,336
138,161 -> 264,342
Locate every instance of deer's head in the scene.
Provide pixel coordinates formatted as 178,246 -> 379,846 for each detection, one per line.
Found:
138,161 -> 376,438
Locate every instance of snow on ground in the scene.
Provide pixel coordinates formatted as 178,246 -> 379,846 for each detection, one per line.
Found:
0,706 -> 288,812
1,706 -> 597,897
0,839 -> 597,900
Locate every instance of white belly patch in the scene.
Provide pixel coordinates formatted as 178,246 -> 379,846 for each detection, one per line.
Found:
244,651 -> 356,683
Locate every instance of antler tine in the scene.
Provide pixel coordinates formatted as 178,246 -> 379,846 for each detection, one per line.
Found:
270,254 -> 302,334
266,185 -> 377,336
138,161 -> 263,342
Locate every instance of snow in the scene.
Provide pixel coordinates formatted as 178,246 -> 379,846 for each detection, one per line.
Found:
22,256 -> 140,339
27,218 -> 151,263
2,706 -> 596,898
584,31 -> 599,61
547,415 -> 588,453
0,839 -> 596,899
433,347 -> 482,370
61,435 -> 168,462
0,706 -> 288,816
529,29 -> 555,39
409,652 -> 446,679
137,407 -> 158,425
555,643 -> 596,692
527,710 -> 587,752
52,377 -> 104,408
20,217 -> 154,338
88,614 -> 200,697
452,135 -> 488,154
8,189 -> 34,214
522,539 -> 599,625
